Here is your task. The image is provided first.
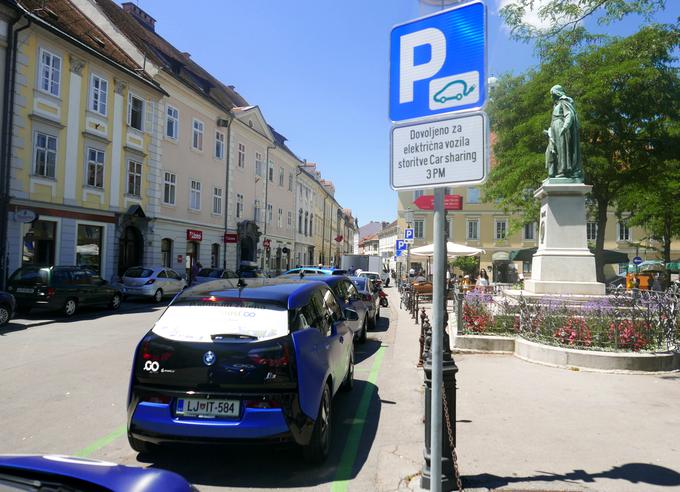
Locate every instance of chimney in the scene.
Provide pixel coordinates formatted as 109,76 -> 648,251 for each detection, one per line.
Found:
121,2 -> 156,32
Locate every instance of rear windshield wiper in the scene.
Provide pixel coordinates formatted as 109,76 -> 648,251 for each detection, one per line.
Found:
211,334 -> 258,342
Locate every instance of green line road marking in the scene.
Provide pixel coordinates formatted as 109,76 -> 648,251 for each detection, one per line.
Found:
331,345 -> 387,492
75,424 -> 127,458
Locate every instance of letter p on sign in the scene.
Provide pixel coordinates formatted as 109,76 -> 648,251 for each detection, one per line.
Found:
399,28 -> 446,104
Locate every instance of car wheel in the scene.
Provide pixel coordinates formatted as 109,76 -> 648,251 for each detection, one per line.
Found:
0,304 -> 11,326
153,289 -> 163,303
110,293 -> 122,310
128,434 -> 158,455
63,298 -> 77,317
341,349 -> 354,392
358,318 -> 367,344
302,383 -> 331,464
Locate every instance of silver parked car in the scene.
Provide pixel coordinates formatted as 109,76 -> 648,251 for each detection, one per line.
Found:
121,266 -> 186,303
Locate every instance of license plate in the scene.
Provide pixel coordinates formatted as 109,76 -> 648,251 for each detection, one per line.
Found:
16,288 -> 34,293
176,398 -> 240,419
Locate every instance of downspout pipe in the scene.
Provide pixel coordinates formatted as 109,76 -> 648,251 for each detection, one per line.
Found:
222,113 -> 233,270
262,144 -> 275,273
0,14 -> 30,289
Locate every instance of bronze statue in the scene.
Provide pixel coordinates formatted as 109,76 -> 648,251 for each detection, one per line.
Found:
545,85 -> 582,180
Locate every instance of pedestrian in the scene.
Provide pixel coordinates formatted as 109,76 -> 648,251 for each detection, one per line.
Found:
349,265 -> 356,276
476,269 -> 490,291
409,267 -> 415,278
632,275 -> 640,300
652,274 -> 662,292
190,260 -> 201,286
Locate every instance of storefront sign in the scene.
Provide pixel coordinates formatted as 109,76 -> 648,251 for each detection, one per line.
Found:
177,254 -> 184,264
223,233 -> 238,244
186,229 -> 203,241
15,209 -> 37,223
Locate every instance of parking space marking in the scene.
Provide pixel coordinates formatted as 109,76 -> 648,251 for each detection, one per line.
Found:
331,345 -> 387,492
75,424 -> 126,458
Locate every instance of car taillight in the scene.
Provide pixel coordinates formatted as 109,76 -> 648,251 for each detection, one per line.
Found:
141,394 -> 171,404
46,288 -> 55,298
248,343 -> 289,368
363,293 -> 373,301
244,399 -> 282,409
145,279 -> 155,285
141,341 -> 173,361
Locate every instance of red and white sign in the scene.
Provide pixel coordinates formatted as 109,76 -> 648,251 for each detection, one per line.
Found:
263,239 -> 271,249
186,229 -> 203,241
177,254 -> 184,264
223,233 -> 238,244
335,235 -> 344,243
413,194 -> 463,211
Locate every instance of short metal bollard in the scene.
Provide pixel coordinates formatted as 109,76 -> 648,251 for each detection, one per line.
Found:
421,316 -> 459,491
418,309 -> 428,367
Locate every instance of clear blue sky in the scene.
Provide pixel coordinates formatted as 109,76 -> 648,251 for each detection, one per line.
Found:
129,0 -> 676,226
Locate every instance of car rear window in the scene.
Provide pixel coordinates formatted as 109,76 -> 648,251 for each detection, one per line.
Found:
353,278 -> 367,290
124,267 -> 153,278
9,268 -> 48,285
331,269 -> 347,275
152,299 -> 289,343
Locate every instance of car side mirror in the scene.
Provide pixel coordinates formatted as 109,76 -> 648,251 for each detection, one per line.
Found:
344,308 -> 359,321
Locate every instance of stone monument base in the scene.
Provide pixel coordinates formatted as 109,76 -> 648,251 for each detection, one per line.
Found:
524,180 -> 605,296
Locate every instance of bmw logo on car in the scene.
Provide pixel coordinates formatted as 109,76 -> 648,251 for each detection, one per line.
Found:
203,351 -> 216,366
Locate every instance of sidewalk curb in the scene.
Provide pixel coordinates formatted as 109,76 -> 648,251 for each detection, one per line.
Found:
9,302 -> 163,329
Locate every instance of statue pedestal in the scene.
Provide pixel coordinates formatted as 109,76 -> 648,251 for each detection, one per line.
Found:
524,181 -> 605,296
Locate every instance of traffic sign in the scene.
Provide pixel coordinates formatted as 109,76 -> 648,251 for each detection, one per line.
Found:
395,251 -> 402,258
396,239 -> 408,252
633,256 -> 643,266
391,112 -> 488,190
414,194 -> 463,210
405,228 -> 414,240
389,0 -> 487,121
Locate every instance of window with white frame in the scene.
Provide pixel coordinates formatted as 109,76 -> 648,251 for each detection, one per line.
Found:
414,220 -> 424,239
495,219 -> 508,240
279,167 -> 284,187
278,208 -> 283,228
127,160 -> 142,197
467,219 -> 479,240
268,161 -> 274,182
215,131 -> 224,159
127,93 -> 144,131
213,187 -> 222,214
86,148 -> 104,188
524,222 -> 535,240
89,74 -> 108,115
523,261 -> 532,274
166,106 -> 178,139
236,193 -> 244,218
467,187 -> 480,203
39,48 -> 61,97
255,152 -> 264,177
238,143 -> 245,168
288,173 -> 293,191
267,204 -> 273,223
254,200 -> 261,223
163,172 -> 176,205
189,180 -> 201,210
414,189 -> 424,200
192,119 -> 204,150
33,132 -> 57,178
587,222 -> 598,241
617,221 -> 631,242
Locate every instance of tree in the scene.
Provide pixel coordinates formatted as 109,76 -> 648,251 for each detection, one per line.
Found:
485,24 -> 680,281
451,256 -> 478,277
501,0 -> 667,41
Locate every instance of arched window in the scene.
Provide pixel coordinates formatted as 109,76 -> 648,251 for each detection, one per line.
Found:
161,238 -> 173,267
304,212 -> 309,236
309,215 -> 313,236
298,209 -> 303,234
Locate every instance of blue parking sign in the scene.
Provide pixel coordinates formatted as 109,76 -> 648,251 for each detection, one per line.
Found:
389,0 -> 487,121
396,239 -> 407,252
404,228 -> 414,240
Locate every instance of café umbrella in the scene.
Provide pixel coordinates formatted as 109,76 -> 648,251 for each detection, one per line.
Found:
410,241 -> 485,258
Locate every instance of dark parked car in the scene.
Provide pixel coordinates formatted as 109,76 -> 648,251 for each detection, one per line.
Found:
0,291 -> 16,326
0,454 -> 195,491
195,267 -> 239,284
7,266 -> 122,317
127,278 -> 355,464
351,276 -> 381,328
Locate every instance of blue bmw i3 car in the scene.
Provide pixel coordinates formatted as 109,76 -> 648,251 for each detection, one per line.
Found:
127,278 -> 356,463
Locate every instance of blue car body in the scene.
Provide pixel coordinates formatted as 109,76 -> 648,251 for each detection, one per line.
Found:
127,278 -> 353,456
282,266 -> 347,276
0,454 -> 194,491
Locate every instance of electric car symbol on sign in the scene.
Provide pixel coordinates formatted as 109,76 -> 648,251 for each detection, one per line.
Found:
433,79 -> 476,103
127,278 -> 356,464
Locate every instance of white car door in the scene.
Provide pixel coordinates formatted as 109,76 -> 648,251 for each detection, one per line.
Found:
167,269 -> 184,293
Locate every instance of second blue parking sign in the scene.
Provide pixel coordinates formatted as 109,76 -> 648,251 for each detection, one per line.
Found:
389,0 -> 487,121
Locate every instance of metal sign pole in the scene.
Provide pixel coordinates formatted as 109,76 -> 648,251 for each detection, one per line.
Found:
430,186 -> 445,491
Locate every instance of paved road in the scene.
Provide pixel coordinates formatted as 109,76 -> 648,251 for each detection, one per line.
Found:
0,288 -> 424,491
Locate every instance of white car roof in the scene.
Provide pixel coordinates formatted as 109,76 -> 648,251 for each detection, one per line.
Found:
360,271 -> 380,276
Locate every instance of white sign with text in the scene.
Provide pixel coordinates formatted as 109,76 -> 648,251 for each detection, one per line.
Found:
390,112 -> 488,190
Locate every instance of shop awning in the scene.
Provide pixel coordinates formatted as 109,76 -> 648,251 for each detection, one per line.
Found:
510,247 -> 630,264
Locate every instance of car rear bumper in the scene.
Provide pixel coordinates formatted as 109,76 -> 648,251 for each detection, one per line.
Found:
128,389 -> 314,446
122,285 -> 157,297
